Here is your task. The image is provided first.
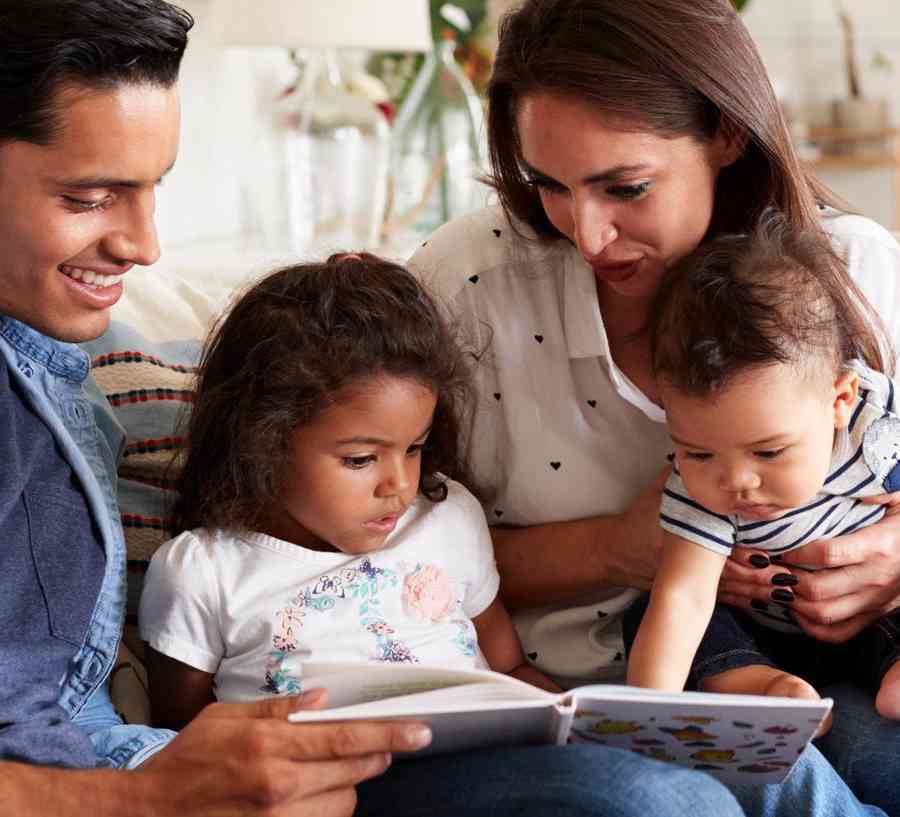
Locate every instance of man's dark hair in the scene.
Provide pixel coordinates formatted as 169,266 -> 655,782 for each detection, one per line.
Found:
170,253 -> 476,536
649,209 -> 893,397
0,0 -> 193,145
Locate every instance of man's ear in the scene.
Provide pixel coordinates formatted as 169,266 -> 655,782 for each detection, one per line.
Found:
833,369 -> 860,430
716,117 -> 748,169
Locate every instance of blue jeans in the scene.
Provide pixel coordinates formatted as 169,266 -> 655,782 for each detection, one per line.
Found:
817,682 -> 900,816
356,742 -> 888,817
730,743 -> 887,817
356,744 -> 744,816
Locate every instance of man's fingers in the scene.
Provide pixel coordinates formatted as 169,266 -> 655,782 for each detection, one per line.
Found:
285,720 -> 432,761
286,754 -> 393,799
212,689 -> 329,721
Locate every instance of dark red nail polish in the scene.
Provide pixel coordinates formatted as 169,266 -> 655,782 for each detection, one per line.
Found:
771,588 -> 795,603
771,573 -> 799,587
749,554 -> 770,569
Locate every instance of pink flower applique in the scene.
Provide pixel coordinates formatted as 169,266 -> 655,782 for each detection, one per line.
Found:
403,564 -> 455,622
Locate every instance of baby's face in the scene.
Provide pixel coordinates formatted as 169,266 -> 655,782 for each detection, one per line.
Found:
661,363 -> 857,520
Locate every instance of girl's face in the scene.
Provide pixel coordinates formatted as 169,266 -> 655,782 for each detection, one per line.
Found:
261,375 -> 438,554
516,92 -> 741,299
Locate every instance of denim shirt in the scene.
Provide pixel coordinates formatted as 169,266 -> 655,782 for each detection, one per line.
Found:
0,315 -> 174,769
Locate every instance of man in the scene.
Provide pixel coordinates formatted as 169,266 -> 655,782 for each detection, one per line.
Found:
0,3 -> 754,816
0,2 -> 431,814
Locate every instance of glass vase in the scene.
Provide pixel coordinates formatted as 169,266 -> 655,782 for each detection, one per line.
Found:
278,49 -> 390,253
384,35 -> 487,245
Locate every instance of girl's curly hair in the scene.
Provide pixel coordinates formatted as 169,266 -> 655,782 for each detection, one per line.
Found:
169,253 -> 474,535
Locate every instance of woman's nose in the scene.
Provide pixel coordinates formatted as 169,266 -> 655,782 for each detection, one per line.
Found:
572,197 -> 618,262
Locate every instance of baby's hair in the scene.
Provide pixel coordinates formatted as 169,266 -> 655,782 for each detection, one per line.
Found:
170,253 -> 473,535
649,209 -> 893,397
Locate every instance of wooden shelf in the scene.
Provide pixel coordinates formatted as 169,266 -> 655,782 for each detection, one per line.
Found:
797,126 -> 900,228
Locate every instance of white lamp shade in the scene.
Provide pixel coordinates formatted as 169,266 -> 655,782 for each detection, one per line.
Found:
210,0 -> 433,52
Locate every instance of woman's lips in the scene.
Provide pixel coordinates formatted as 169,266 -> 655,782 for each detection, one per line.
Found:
590,259 -> 642,282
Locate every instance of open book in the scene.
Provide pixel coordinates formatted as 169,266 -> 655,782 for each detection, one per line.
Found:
287,663 -> 832,785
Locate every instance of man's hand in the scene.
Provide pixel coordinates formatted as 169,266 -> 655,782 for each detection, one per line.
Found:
136,689 -> 432,817
718,502 -> 900,643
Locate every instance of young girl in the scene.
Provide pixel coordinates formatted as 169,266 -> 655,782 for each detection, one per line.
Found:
624,212 -> 900,722
138,253 -> 555,729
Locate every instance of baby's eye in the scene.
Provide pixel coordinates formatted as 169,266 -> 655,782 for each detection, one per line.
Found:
607,181 -> 651,200
754,448 -> 786,460
683,451 -> 712,461
342,455 -> 375,469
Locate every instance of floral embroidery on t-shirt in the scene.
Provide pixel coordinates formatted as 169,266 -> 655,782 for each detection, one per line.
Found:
403,564 -> 454,622
262,558 -> 413,693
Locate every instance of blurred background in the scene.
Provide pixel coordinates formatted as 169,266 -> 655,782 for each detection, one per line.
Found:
156,0 -> 900,257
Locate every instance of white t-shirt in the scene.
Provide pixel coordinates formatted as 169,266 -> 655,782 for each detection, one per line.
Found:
408,204 -> 900,687
138,480 -> 500,702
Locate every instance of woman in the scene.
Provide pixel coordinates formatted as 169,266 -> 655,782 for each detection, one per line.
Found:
410,0 -> 900,813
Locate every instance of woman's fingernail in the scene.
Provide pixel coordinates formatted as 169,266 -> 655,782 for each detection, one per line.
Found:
403,724 -> 433,749
666,452 -> 675,462
771,588 -> 795,603
750,599 -> 770,611
749,554 -> 770,569
771,573 -> 799,587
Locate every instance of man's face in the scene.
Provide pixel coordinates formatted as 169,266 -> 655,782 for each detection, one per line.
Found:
0,82 -> 180,342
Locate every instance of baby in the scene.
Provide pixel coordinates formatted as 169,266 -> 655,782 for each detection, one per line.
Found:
625,211 -> 900,721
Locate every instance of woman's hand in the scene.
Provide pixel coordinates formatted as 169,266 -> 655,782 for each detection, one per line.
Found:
718,495 -> 900,643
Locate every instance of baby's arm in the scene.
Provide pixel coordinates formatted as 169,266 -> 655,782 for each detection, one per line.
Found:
473,598 -> 561,692
145,646 -> 216,730
627,531 -> 727,691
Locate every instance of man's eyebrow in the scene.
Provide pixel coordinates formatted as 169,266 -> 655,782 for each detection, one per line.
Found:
56,160 -> 177,189
520,159 -> 651,186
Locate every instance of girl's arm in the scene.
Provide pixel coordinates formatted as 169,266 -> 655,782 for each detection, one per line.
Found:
627,532 -> 727,691
473,597 -> 561,692
144,646 -> 216,730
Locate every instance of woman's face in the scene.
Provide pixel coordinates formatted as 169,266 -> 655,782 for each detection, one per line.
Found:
516,92 -> 741,299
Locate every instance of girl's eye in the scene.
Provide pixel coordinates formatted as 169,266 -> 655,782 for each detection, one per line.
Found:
754,448 -> 786,460
406,443 -> 425,457
607,181 -> 651,200
63,195 -> 113,212
683,451 -> 712,461
342,455 -> 375,469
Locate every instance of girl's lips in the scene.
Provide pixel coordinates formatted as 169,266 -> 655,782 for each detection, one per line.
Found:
363,514 -> 401,533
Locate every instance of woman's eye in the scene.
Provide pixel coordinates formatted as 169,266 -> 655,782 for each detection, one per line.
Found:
63,196 -> 112,212
525,177 -> 566,195
608,181 -> 651,200
343,455 -> 375,469
754,448 -> 785,460
683,451 -> 712,461
406,443 -> 425,457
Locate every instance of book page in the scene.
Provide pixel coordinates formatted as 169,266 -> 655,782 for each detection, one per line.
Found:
567,685 -> 831,785
295,662 -> 555,710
